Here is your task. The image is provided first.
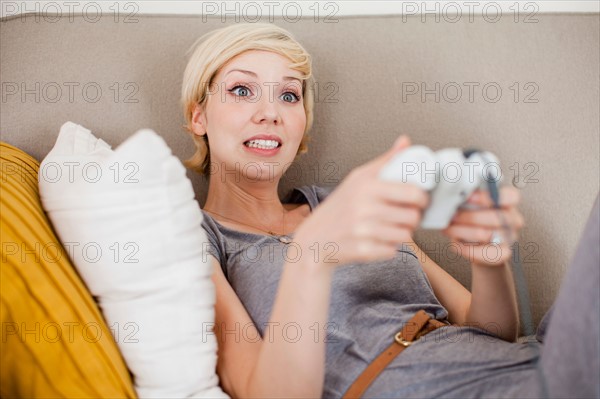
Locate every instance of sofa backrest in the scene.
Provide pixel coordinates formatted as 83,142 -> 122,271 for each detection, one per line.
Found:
1,13 -> 598,326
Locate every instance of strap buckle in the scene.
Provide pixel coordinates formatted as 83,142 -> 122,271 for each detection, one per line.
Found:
343,311 -> 443,399
394,332 -> 412,347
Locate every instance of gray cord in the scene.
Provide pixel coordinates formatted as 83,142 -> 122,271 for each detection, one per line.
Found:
485,172 -> 550,398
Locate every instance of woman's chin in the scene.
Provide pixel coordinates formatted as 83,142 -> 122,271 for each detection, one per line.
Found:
240,164 -> 285,184
209,152 -> 296,185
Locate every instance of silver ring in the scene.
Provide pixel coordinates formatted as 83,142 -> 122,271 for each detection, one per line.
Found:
490,231 -> 503,245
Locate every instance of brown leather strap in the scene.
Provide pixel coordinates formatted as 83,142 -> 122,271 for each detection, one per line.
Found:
342,310 -> 446,399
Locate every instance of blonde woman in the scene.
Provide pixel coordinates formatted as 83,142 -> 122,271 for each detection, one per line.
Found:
182,23 -> 598,399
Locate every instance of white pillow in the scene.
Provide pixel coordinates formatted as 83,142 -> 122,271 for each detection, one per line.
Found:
39,121 -> 228,399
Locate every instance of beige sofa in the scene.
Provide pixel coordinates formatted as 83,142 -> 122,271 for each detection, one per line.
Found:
1,12 -> 598,337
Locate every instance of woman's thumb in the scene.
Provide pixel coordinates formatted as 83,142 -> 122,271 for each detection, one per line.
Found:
392,135 -> 411,151
370,135 -> 412,171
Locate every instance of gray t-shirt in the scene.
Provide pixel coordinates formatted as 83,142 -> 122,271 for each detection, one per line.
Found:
201,185 -> 541,398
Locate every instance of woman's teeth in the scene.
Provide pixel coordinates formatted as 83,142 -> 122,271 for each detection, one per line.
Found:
244,139 -> 280,150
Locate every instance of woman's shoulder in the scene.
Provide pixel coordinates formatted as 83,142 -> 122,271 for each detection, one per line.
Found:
200,210 -> 229,269
201,209 -> 221,237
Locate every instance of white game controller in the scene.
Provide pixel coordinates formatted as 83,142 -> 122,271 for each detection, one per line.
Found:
379,145 -> 502,229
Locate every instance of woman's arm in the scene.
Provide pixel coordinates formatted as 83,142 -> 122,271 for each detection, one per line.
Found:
211,255 -> 333,399
449,187 -> 523,341
213,136 -> 432,398
413,241 -> 519,341
410,243 -> 471,324
211,258 -> 261,398
248,254 -> 334,398
467,261 -> 519,341
414,186 -> 523,342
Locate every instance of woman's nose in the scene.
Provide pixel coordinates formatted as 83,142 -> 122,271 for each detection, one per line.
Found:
252,86 -> 281,125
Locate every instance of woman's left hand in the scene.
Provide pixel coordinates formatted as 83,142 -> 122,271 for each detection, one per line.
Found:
442,186 -> 524,266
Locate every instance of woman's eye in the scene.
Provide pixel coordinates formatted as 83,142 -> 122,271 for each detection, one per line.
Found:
229,85 -> 251,97
281,92 -> 300,103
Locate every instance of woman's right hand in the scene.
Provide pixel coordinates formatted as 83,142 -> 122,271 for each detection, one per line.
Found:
293,135 -> 430,268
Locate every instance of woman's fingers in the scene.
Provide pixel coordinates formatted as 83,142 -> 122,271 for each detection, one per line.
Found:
375,181 -> 430,210
295,164 -> 429,266
467,186 -> 521,208
352,240 -> 399,263
443,186 -> 524,267
352,221 -> 414,245
443,224 -> 519,245
369,202 -> 423,230
304,149 -> 529,267
451,207 -> 524,229
444,225 -> 492,244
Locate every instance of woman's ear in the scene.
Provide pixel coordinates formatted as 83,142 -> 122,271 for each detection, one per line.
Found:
190,104 -> 207,137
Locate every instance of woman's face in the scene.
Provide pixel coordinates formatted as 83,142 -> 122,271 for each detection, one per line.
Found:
192,50 -> 307,183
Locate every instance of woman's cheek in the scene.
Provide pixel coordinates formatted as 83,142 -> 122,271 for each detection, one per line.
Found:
290,109 -> 307,136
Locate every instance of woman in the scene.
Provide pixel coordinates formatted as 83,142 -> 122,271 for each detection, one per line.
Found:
181,23 -> 598,398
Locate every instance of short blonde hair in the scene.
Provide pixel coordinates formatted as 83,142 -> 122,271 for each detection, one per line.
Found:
181,23 -> 315,175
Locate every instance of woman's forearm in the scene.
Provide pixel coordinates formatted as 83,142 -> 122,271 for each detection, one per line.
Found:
466,262 -> 519,342
245,252 -> 333,398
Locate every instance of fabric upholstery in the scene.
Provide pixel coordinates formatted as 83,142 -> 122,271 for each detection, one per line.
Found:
37,122 -> 227,398
0,142 -> 136,398
1,14 -> 598,326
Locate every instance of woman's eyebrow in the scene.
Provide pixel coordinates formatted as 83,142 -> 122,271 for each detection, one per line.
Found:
224,69 -> 302,83
224,69 -> 256,78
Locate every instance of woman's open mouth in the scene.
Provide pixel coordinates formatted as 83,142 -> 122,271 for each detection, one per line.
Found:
243,139 -> 282,156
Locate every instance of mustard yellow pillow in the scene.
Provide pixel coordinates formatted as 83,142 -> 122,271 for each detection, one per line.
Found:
0,142 -> 137,398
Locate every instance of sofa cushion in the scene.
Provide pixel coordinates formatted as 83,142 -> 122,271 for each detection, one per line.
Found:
38,122 -> 228,398
0,142 -> 136,398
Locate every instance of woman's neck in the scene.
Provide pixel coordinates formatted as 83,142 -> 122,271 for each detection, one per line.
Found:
203,178 -> 286,227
